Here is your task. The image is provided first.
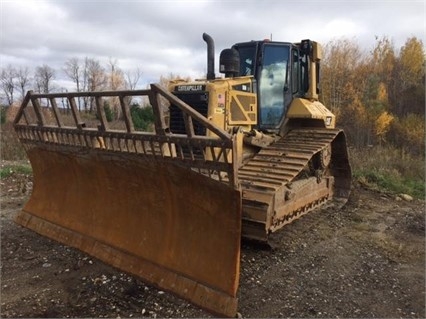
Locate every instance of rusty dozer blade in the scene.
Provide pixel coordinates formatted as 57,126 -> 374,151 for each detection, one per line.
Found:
13,85 -> 242,317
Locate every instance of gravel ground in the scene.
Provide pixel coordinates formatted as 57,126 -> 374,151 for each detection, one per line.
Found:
1,168 -> 425,318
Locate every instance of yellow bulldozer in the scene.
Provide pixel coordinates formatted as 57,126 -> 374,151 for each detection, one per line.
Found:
13,33 -> 351,317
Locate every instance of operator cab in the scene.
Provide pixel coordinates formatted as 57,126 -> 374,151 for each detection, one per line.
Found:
222,40 -> 312,132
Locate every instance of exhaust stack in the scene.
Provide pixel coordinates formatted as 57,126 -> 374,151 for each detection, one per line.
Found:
203,33 -> 215,80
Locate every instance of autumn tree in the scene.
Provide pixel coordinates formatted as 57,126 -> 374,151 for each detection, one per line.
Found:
124,67 -> 142,90
375,111 -> 394,144
34,64 -> 55,94
391,37 -> 425,117
63,57 -> 83,110
64,57 -> 107,111
64,57 -> 82,91
398,37 -> 424,89
371,36 -> 396,88
108,58 -> 125,91
358,37 -> 397,145
86,58 -> 106,92
389,113 -> 425,155
34,64 -> 56,107
84,58 -> 106,112
16,66 -> 31,100
0,65 -> 16,105
1,65 -> 31,105
321,38 -> 374,146
107,58 -> 126,119
321,38 -> 366,115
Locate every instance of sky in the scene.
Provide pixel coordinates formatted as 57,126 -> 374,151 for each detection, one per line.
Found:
1,0 -> 425,90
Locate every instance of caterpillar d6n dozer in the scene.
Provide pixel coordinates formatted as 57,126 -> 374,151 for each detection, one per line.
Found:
14,33 -> 351,317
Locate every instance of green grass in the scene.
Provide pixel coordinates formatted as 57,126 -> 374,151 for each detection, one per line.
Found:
354,169 -> 425,198
350,146 -> 425,199
0,164 -> 32,179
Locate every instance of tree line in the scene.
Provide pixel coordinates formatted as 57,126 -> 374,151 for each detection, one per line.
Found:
320,36 -> 424,155
0,57 -> 142,113
1,36 -> 424,155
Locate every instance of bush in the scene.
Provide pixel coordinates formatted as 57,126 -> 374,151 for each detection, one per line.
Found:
0,105 -> 7,124
94,101 -> 114,122
130,104 -> 154,131
103,101 -> 114,122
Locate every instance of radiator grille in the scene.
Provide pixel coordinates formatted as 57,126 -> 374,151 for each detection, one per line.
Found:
170,92 -> 209,135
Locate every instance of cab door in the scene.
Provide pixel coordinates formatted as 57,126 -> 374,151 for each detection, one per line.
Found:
257,43 -> 291,131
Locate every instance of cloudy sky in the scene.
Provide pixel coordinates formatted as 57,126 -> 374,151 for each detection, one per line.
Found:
1,0 -> 424,90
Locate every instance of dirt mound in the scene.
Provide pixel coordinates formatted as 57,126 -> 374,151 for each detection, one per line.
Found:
1,169 -> 424,318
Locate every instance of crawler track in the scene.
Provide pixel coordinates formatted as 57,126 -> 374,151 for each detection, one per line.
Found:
239,128 -> 351,242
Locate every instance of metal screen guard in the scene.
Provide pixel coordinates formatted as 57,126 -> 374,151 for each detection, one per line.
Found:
13,85 -> 242,317
14,84 -> 239,189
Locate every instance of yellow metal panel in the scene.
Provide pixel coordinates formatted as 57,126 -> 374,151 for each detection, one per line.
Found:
286,98 -> 336,128
228,92 -> 257,125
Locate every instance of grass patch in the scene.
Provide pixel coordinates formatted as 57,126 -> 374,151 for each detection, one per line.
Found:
350,146 -> 425,199
0,164 -> 32,179
354,169 -> 425,198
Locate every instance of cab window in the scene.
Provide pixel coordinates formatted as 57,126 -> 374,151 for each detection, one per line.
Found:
258,44 -> 290,129
237,46 -> 256,76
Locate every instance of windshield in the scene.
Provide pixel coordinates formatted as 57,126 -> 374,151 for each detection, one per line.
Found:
258,44 -> 290,129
